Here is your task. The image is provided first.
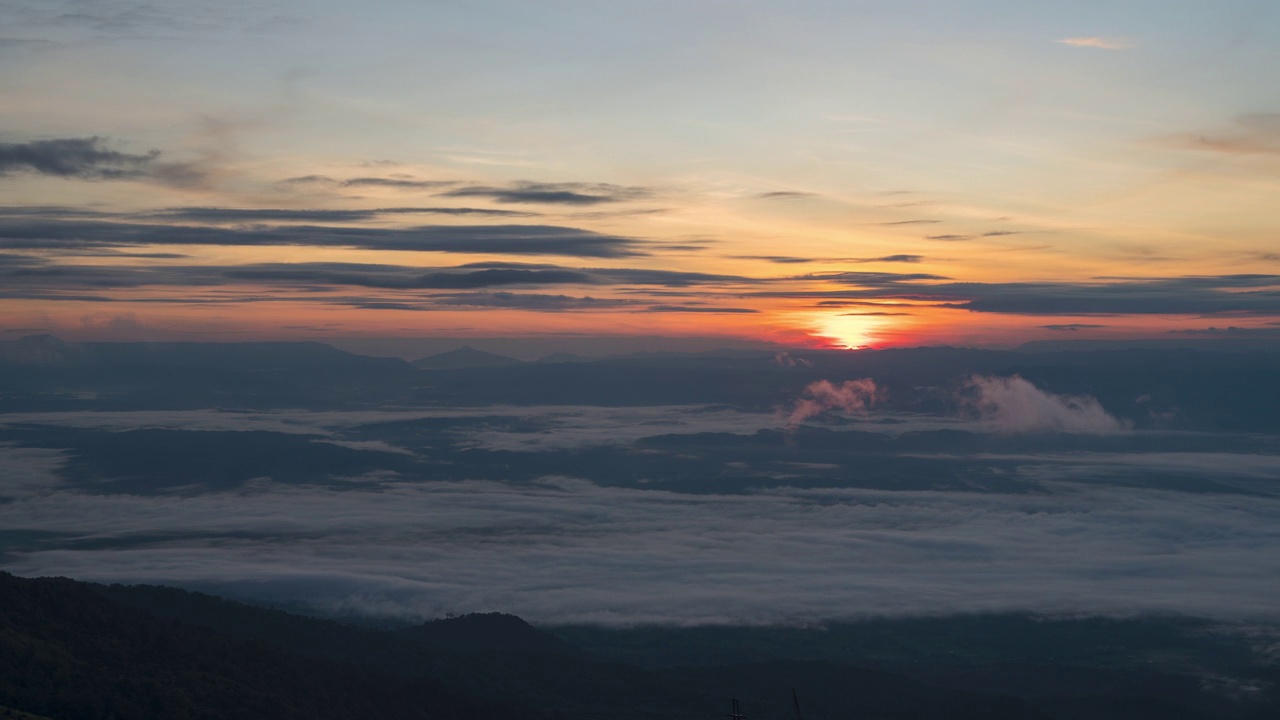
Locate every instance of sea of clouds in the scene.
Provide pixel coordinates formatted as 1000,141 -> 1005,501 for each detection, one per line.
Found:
2,384 -> 1279,625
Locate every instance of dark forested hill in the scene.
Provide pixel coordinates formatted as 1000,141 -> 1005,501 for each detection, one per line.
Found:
0,573 -> 517,720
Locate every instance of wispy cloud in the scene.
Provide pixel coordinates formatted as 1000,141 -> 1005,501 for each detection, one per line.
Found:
756,274 -> 1280,316
858,254 -> 922,264
399,292 -> 635,311
20,1 -> 304,37
439,182 -> 653,206
281,175 -> 457,190
1041,323 -> 1106,332
732,254 -> 923,265
1058,36 -> 1133,50
0,137 -> 158,180
0,218 -> 646,258
1158,114 -> 1280,156
755,191 -> 816,200
733,255 -> 820,264
641,305 -> 758,313
147,206 -> 537,222
0,137 -> 215,188
0,258 -> 760,299
799,270 -> 949,284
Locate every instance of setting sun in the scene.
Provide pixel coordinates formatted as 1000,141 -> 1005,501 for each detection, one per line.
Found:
812,312 -> 891,349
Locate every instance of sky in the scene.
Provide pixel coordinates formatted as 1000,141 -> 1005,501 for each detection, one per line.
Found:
2,0 -> 1279,350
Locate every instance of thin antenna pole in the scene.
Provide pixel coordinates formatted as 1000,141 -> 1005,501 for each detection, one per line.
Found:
790,689 -> 804,720
728,698 -> 746,720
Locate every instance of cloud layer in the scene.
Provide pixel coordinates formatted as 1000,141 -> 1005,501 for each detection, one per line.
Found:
4,468 -> 1279,626
2,403 -> 1277,626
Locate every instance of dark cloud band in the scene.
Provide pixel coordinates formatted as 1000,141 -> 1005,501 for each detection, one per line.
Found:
0,218 -> 644,258
0,137 -> 158,180
439,182 -> 653,206
761,273 -> 1280,316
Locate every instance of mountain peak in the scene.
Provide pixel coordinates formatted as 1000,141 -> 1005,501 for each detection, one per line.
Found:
0,334 -> 75,365
408,612 -> 581,656
412,346 -> 523,369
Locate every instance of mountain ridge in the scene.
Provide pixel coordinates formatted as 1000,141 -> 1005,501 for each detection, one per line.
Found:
413,345 -> 523,369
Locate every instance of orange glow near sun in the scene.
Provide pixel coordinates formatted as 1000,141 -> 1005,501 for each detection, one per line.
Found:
811,312 -> 891,349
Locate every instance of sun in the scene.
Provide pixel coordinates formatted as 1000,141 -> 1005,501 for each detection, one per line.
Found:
812,312 -> 888,349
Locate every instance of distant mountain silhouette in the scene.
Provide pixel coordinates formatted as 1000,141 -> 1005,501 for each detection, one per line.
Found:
0,337 -> 418,412
413,346 -> 523,369
0,335 -> 414,372
409,612 -> 583,656
537,351 -> 591,363
0,334 -> 75,365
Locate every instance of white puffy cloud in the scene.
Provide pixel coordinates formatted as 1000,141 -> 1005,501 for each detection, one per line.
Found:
786,379 -> 879,426
965,375 -> 1128,434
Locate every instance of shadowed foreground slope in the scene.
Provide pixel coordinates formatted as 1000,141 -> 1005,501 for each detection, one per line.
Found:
0,573 -> 517,720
